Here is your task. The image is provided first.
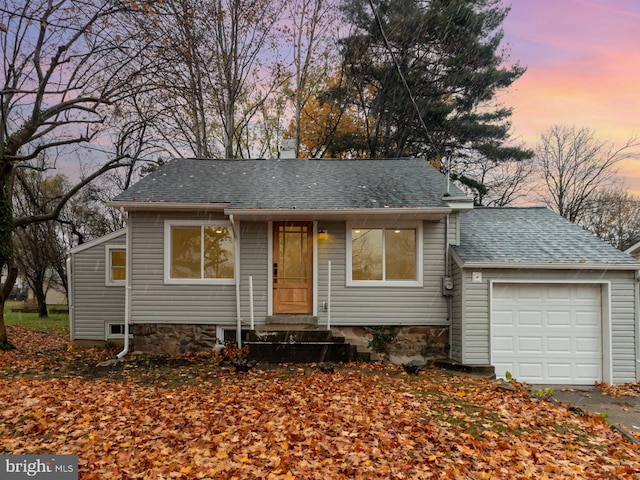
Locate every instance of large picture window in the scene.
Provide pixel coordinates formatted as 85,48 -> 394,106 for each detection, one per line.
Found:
347,222 -> 422,286
165,221 -> 234,284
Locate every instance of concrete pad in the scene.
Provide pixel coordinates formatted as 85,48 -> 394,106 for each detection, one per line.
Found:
534,385 -> 640,435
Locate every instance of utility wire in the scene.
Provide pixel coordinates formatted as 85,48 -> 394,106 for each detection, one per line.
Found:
365,0 -> 450,192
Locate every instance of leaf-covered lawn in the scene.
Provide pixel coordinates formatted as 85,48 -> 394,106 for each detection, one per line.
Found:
1,326 -> 639,479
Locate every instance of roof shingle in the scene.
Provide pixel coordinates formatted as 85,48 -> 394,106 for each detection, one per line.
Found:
454,207 -> 639,266
113,158 -> 466,209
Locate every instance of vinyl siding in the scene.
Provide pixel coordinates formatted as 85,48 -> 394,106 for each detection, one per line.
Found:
238,222 -> 269,322
449,262 -> 463,362
315,220 -> 449,326
459,268 -> 637,384
70,233 -> 126,340
128,211 -> 236,325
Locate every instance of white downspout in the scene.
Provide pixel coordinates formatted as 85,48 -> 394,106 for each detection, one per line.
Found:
66,256 -> 74,341
117,210 -> 131,359
229,214 -> 242,347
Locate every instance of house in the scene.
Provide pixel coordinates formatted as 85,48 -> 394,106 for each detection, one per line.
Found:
625,241 -> 640,261
68,229 -> 127,344
68,158 -> 640,384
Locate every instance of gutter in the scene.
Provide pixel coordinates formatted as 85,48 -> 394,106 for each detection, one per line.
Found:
455,261 -> 640,271
107,201 -> 228,212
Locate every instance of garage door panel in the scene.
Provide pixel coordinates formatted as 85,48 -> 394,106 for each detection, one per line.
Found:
518,363 -> 544,379
492,338 -> 515,354
576,337 -> 600,353
576,363 -> 601,380
546,363 -> 572,382
518,311 -> 543,325
547,337 -> 571,353
576,311 -> 599,326
491,283 -> 602,385
547,311 -> 571,326
492,310 -> 515,326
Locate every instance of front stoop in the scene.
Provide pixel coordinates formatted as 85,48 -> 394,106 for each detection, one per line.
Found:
239,325 -> 365,363
265,315 -> 318,327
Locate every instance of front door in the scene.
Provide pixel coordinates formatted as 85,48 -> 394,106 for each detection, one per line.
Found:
273,222 -> 313,314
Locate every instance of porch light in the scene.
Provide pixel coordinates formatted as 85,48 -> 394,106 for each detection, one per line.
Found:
318,229 -> 328,241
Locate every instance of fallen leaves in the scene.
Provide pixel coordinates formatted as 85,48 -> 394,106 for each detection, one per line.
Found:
0,369 -> 638,479
597,381 -> 640,397
0,327 -> 639,478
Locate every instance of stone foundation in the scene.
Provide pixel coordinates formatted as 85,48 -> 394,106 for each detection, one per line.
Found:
132,323 -> 220,355
131,323 -> 449,362
332,326 -> 449,365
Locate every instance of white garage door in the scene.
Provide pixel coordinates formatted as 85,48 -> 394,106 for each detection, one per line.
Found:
491,283 -> 602,385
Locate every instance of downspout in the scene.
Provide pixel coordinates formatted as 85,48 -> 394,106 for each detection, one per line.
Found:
229,214 -> 242,347
66,256 -> 74,341
117,209 -> 131,359
445,212 -> 453,360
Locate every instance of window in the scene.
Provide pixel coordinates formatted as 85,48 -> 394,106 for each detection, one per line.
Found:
106,246 -> 126,286
347,222 -> 422,286
106,323 -> 131,338
164,221 -> 235,284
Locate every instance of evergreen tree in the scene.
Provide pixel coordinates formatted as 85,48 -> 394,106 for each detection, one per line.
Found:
332,0 -> 531,192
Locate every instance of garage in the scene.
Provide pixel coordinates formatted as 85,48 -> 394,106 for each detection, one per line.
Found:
491,283 -> 602,385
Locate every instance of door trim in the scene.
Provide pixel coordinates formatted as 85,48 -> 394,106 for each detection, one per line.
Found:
267,221 -> 318,316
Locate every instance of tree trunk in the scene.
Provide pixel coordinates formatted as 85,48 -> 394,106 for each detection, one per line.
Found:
0,264 -> 18,350
35,290 -> 48,318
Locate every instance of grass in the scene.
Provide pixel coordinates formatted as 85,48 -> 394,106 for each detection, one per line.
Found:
4,301 -> 69,335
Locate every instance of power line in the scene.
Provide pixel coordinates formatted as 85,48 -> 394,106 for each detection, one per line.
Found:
365,0 -> 450,192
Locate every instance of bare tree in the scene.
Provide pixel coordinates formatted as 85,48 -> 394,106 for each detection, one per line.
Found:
133,0 -> 286,159
454,154 -> 535,206
580,186 -> 640,251
535,125 -> 639,223
0,0 -> 152,347
281,0 -> 339,157
12,172 -> 69,317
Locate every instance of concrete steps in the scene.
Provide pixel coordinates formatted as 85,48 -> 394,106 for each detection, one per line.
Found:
226,320 -> 370,363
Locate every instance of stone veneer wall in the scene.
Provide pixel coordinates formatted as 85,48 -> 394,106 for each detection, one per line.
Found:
333,326 -> 449,364
132,324 -> 220,354
132,323 -> 449,362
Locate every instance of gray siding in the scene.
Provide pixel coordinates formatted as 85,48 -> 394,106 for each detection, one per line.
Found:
459,268 -> 637,384
238,222 -> 269,322
450,262 -> 463,362
71,232 -> 126,340
315,220 -> 449,326
129,212 -> 236,325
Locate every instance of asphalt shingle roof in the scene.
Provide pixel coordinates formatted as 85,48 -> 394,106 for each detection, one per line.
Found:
454,207 -> 639,266
113,158 -> 466,209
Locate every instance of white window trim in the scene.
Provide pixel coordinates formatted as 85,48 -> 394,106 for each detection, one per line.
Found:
164,219 -> 235,285
346,221 -> 423,287
105,322 -> 132,339
105,245 -> 126,287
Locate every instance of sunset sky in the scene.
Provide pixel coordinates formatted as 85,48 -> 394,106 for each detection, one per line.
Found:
500,0 -> 640,193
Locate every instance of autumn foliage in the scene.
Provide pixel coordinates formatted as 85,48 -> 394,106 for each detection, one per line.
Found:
1,326 -> 639,479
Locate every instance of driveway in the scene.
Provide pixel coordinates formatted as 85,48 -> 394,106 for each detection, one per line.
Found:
536,385 -> 640,435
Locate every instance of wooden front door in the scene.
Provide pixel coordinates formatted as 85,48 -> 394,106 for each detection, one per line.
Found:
273,222 -> 313,314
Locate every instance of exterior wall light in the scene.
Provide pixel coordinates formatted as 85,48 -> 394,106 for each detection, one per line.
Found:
318,229 -> 328,241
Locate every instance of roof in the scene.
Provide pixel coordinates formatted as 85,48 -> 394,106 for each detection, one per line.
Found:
68,228 -> 127,255
111,158 -> 470,211
453,207 -> 640,269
